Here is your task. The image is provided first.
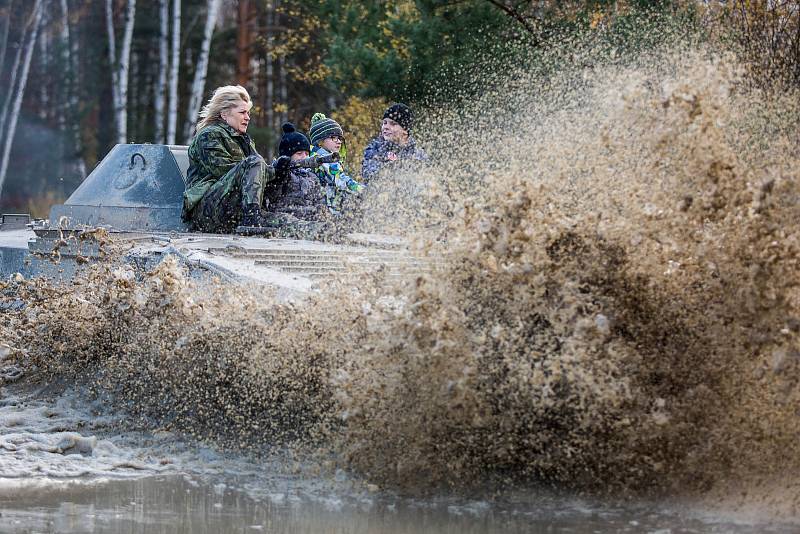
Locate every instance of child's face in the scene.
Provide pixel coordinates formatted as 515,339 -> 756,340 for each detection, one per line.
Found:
291,150 -> 309,161
320,135 -> 342,153
381,118 -> 408,145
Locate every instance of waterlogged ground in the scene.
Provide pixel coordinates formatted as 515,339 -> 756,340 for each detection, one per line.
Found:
0,384 -> 796,534
3,475 -> 796,534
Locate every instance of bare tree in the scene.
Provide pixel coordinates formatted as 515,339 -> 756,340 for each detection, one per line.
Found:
58,0 -> 71,132
58,0 -> 85,179
265,0 -> 274,133
483,0 -> 538,34
183,0 -> 222,142
721,0 -> 800,89
0,0 -> 12,79
276,0 -> 287,126
278,54 -> 287,126
166,0 -> 181,145
236,0 -> 252,86
0,2 -> 35,140
0,0 -> 43,199
56,0 -> 69,178
37,10 -> 49,121
155,0 -> 168,143
106,0 -> 137,144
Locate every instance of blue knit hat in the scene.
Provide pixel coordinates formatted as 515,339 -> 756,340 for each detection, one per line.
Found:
309,113 -> 344,146
278,122 -> 310,158
383,103 -> 413,132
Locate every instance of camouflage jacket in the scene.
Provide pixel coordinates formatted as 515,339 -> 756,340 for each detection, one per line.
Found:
264,166 -> 326,221
182,122 -> 258,219
360,135 -> 427,183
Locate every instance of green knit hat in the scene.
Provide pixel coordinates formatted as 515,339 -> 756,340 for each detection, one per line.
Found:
309,113 -> 344,146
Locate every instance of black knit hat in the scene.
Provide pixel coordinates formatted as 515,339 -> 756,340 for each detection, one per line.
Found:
278,122 -> 310,158
309,113 -> 344,146
383,103 -> 412,132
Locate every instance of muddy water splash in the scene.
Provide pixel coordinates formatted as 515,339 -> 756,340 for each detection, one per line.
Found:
2,48 -> 800,514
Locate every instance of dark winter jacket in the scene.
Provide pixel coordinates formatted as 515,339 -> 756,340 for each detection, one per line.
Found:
265,166 -> 326,221
360,135 -> 427,183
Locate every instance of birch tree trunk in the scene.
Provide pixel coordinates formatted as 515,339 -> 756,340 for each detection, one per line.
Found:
0,45 -> 22,139
37,17 -> 48,121
0,3 -> 34,141
0,0 -> 43,199
106,0 -> 137,145
58,0 -> 70,134
155,0 -> 168,142
183,0 -> 221,142
118,0 -> 137,144
166,0 -> 181,145
56,0 -> 70,182
130,48 -> 138,141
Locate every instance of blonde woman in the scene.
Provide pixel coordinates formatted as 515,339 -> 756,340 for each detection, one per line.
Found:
181,85 -> 290,232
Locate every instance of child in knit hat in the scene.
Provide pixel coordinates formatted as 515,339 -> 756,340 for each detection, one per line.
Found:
278,121 -> 311,162
361,103 -> 427,183
264,122 -> 326,224
308,113 -> 363,215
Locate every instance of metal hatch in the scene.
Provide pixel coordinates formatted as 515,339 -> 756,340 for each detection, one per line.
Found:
48,144 -> 189,232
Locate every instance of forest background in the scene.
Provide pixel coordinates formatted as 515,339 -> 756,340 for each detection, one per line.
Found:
0,0 -> 797,215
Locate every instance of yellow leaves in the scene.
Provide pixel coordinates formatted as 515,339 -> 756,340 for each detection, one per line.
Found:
590,10 -> 605,30
368,1 -> 417,62
589,2 -> 633,30
267,10 -> 323,58
331,96 -> 389,172
390,35 -> 412,62
287,62 -> 331,84
392,0 -> 420,21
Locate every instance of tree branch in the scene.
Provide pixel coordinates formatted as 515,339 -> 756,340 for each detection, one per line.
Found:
483,0 -> 540,43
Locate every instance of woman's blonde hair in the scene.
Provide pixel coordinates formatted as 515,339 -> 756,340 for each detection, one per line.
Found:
196,85 -> 252,132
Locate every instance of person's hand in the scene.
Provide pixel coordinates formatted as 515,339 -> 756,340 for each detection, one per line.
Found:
314,152 -> 340,165
273,155 -> 291,175
386,151 -> 398,161
348,181 -> 364,194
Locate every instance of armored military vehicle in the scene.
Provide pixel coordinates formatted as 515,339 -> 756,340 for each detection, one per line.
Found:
0,144 -> 423,297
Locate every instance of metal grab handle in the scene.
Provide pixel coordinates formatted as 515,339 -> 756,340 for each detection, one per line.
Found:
129,152 -> 146,170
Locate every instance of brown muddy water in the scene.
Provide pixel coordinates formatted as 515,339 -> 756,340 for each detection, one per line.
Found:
0,475 -> 794,533
3,39 -> 800,532
0,381 -> 793,534
0,388 -> 782,534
